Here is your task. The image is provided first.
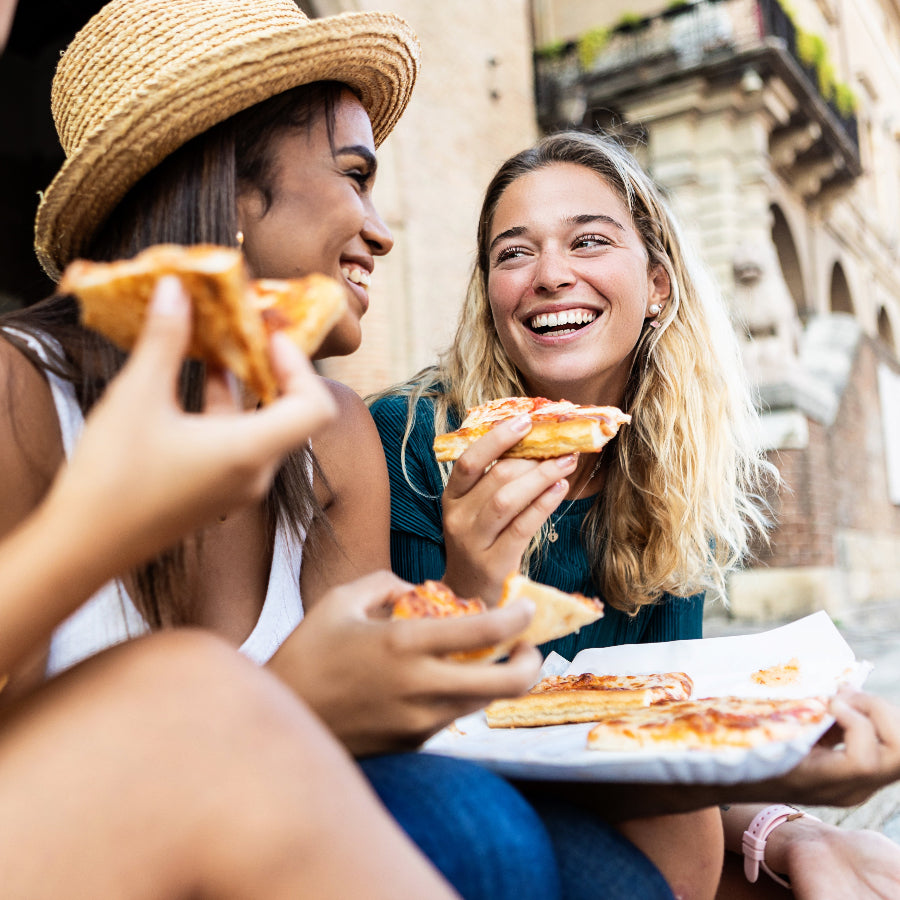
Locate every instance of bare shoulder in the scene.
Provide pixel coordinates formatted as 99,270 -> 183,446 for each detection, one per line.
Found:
0,334 -> 65,538
311,378 -> 388,501
301,378 -> 391,602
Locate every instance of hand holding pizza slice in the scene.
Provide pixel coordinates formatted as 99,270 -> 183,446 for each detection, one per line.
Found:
59,243 -> 347,403
389,573 -> 603,663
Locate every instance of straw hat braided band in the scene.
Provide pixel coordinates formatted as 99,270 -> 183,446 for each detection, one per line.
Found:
35,0 -> 420,281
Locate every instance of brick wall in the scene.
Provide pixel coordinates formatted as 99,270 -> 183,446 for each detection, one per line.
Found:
757,337 -> 900,570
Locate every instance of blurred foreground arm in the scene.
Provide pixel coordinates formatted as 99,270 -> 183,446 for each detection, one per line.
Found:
0,276 -> 335,675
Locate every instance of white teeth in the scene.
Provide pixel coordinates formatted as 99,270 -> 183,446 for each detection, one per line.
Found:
341,266 -> 371,287
529,309 -> 597,331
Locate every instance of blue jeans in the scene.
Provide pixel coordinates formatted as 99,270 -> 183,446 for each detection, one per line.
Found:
359,752 -> 673,900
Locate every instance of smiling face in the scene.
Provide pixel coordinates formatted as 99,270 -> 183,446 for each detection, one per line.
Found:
237,90 -> 392,358
486,162 -> 669,406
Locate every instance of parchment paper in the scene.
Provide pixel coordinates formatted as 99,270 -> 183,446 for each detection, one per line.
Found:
423,612 -> 871,783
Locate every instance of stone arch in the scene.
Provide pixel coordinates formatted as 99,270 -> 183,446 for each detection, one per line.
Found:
878,306 -> 897,355
770,204 -> 807,319
829,261 -> 855,315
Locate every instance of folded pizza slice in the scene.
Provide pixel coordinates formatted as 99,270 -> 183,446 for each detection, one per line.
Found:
59,244 -> 347,403
389,573 -> 603,663
433,396 -> 631,462
586,695 -> 828,752
485,671 -> 694,728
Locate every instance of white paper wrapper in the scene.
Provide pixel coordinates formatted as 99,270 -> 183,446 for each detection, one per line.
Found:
423,612 -> 872,784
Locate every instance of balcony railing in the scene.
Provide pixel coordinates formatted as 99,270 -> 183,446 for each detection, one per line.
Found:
535,0 -> 860,170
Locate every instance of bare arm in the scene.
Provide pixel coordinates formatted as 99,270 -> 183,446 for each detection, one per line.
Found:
269,569 -> 543,756
0,277 -> 336,678
0,311 -> 67,691
300,379 -> 391,610
720,802 -> 900,900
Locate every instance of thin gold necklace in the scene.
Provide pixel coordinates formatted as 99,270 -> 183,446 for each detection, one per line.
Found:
546,457 -> 602,543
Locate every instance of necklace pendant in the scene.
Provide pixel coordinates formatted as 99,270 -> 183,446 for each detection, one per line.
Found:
547,525 -> 559,543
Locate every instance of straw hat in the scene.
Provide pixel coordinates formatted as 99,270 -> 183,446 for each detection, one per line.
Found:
35,0 -> 420,281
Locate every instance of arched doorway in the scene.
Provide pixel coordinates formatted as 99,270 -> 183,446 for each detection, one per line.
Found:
878,306 -> 897,355
770,204 -> 806,319
829,262 -> 855,315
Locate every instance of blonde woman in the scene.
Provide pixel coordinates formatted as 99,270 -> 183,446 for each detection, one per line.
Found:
370,131 -> 900,899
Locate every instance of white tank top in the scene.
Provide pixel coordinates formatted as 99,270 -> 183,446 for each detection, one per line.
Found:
4,329 -> 306,677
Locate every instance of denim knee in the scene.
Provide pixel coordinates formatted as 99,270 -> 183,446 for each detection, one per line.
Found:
360,752 -> 561,900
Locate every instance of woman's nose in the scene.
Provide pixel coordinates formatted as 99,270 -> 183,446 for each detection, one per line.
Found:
363,205 -> 394,256
532,252 -> 574,293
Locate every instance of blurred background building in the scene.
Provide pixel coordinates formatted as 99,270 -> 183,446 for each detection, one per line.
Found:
2,0 -> 898,620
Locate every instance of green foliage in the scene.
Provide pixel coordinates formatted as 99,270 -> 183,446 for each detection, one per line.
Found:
616,12 -> 645,29
834,82 -> 858,116
536,39 -> 569,61
796,30 -> 827,69
577,26 -> 611,69
787,7 -> 857,115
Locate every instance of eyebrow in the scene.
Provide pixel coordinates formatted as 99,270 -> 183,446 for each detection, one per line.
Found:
488,213 -> 626,255
335,144 -> 377,174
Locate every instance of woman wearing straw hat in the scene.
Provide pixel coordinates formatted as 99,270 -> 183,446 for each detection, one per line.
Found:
0,3 -> 460,898
0,290 -> 459,900
0,1 -> 593,898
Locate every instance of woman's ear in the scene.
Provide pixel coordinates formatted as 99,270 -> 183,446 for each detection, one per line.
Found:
646,264 -> 671,313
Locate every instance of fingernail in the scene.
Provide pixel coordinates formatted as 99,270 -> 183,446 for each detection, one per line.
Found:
510,414 -> 532,433
556,454 -> 578,468
150,276 -> 188,315
550,479 -> 567,494
516,597 -> 536,617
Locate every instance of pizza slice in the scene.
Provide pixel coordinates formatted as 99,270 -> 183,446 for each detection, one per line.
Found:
59,244 -> 347,403
585,695 -> 828,752
389,573 -> 603,663
249,274 -> 347,358
485,671 -> 694,728
500,573 -> 604,650
433,396 -> 631,462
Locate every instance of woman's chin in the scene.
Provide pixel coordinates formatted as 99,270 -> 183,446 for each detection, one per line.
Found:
312,328 -> 362,361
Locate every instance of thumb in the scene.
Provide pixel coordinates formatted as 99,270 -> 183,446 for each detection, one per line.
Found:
126,275 -> 193,389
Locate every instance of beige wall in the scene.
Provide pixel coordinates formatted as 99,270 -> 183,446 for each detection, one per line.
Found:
310,0 -> 537,396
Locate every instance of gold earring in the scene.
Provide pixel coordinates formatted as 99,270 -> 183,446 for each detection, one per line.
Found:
236,230 -> 244,247
648,304 -> 661,316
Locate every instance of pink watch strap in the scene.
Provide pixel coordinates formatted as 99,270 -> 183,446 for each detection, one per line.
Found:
742,804 -> 818,889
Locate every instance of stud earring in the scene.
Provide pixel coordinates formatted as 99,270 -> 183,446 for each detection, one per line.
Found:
648,303 -> 661,316
236,230 -> 244,247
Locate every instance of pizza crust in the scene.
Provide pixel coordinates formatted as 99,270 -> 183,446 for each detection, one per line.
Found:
485,672 -> 694,728
250,274 -> 347,357
498,574 -> 604,650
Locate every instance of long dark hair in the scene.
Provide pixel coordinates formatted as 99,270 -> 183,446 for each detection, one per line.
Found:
1,81 -> 346,628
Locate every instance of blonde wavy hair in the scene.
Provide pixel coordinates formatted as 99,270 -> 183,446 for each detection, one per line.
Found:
376,131 -> 776,613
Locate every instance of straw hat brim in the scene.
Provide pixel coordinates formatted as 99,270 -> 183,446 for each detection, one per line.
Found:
35,11 -> 419,282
